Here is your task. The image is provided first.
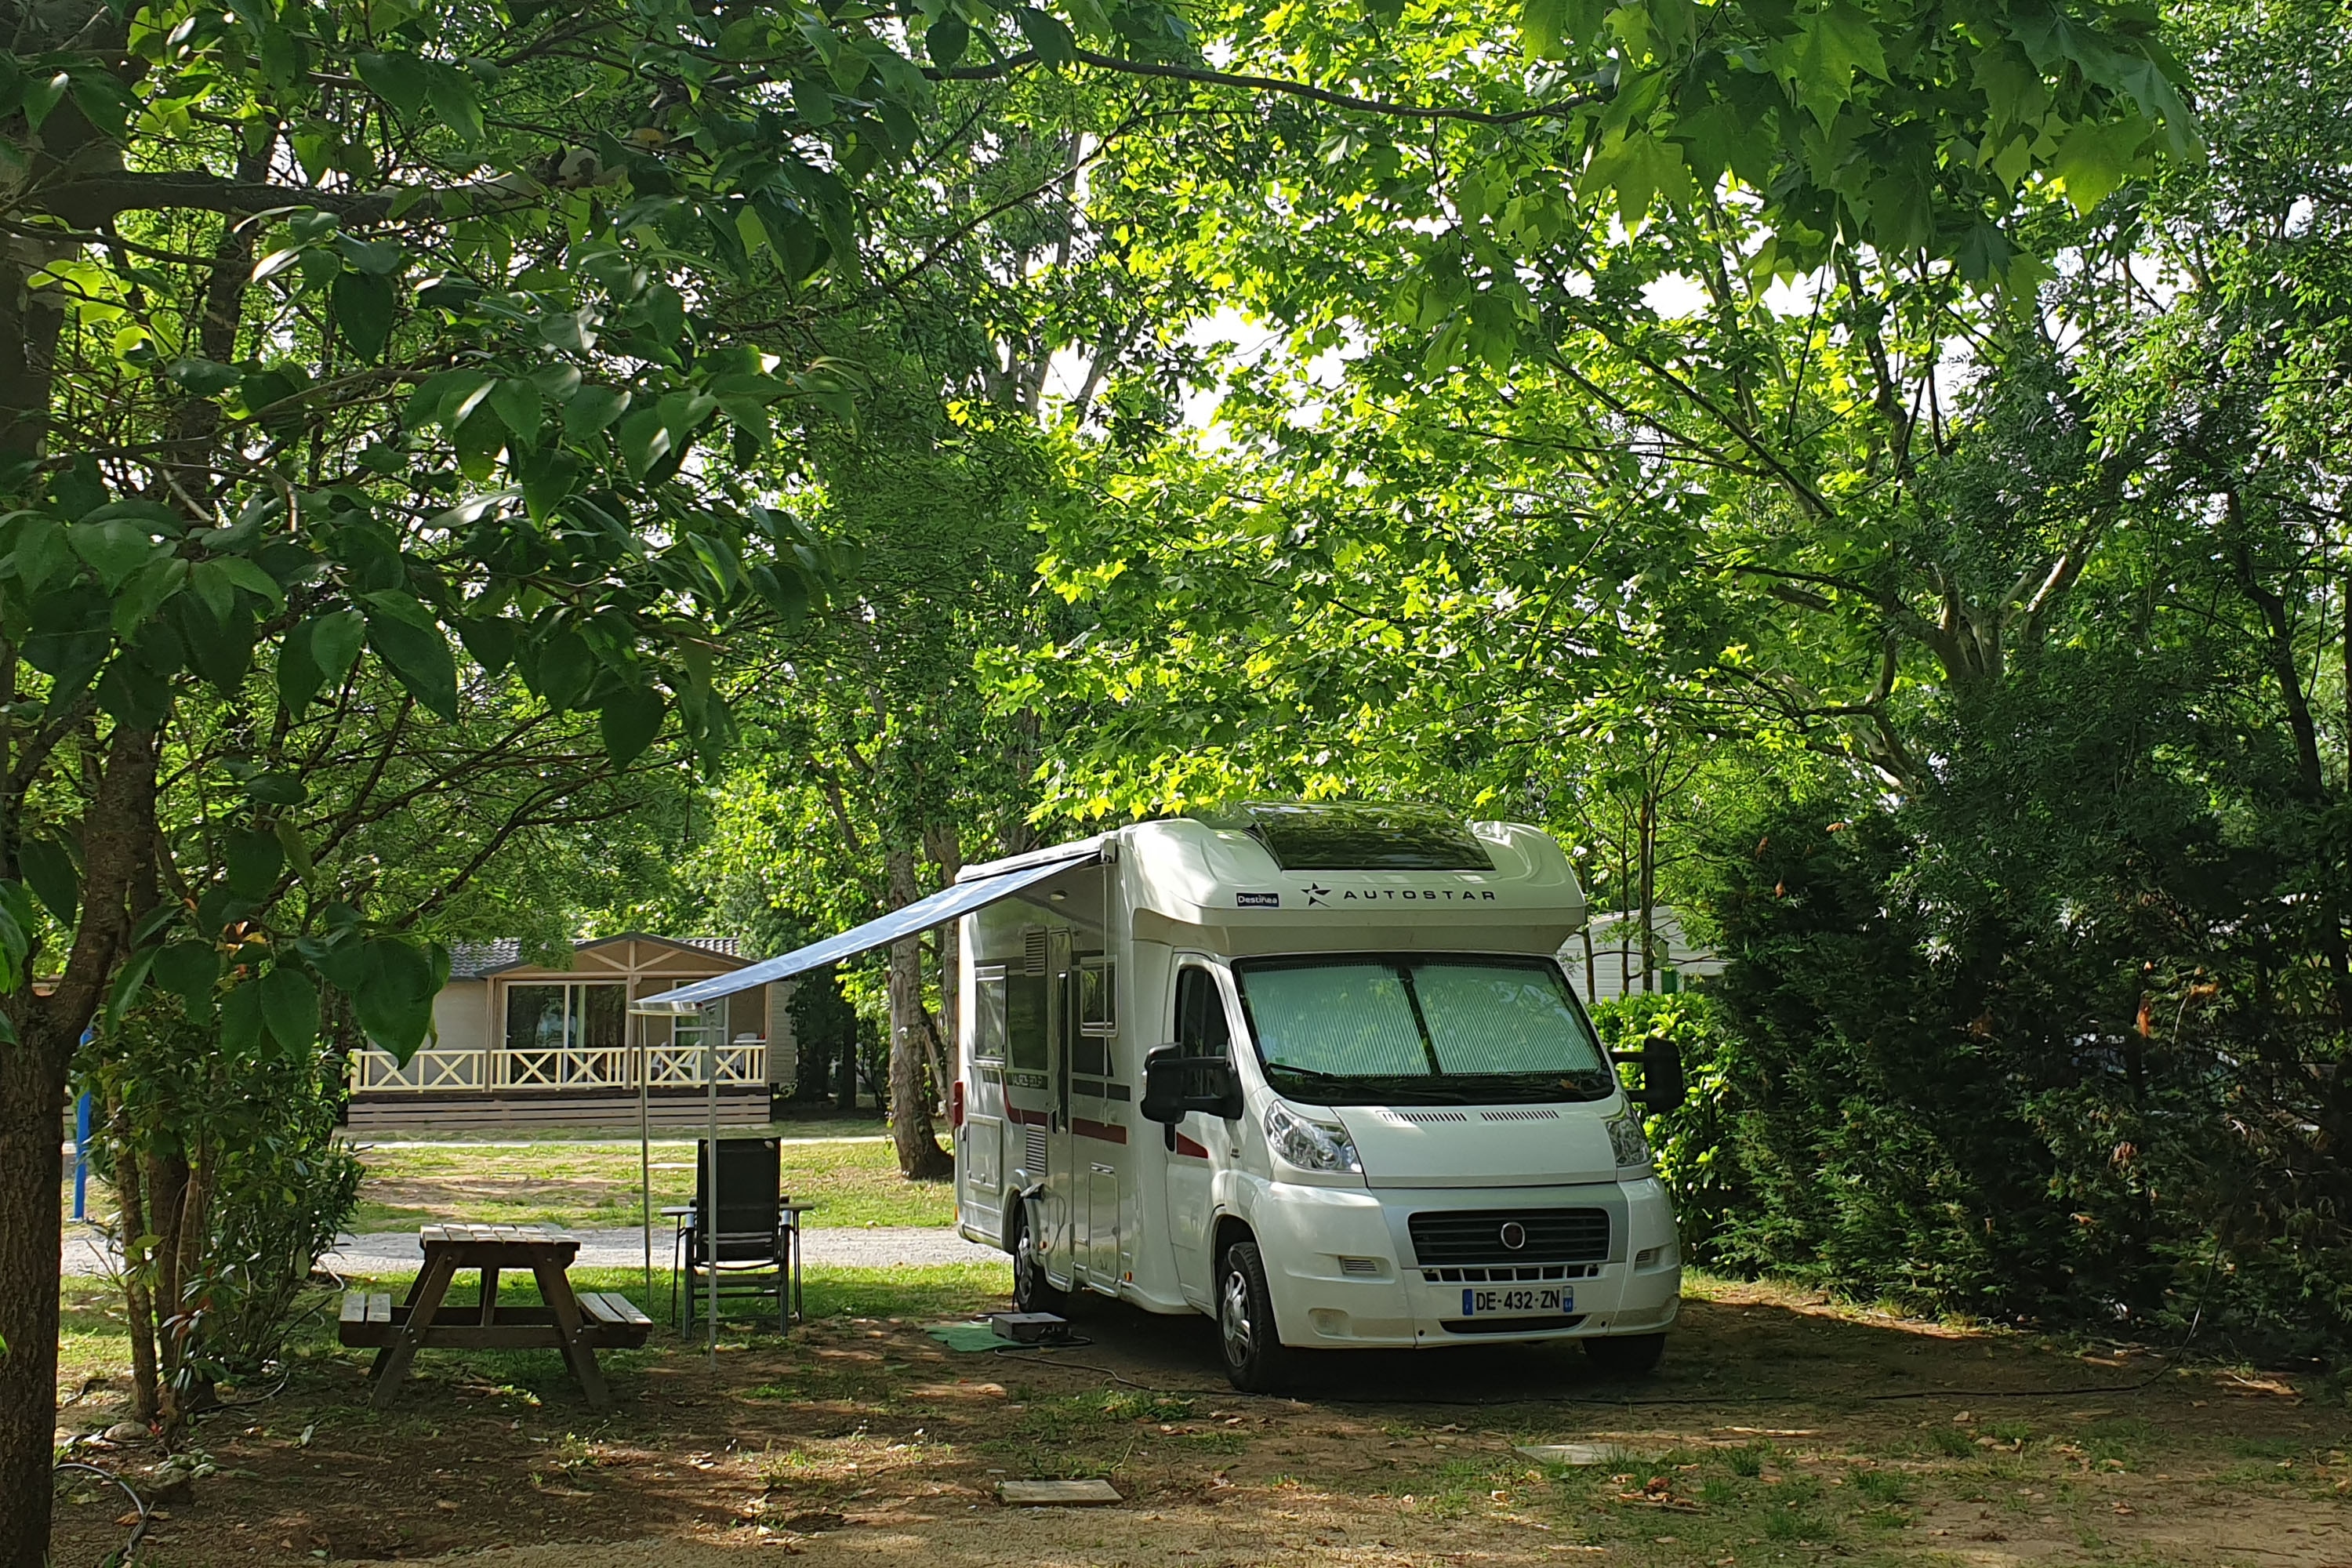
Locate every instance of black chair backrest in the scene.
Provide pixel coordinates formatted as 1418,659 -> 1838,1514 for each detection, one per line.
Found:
695,1138 -> 780,1236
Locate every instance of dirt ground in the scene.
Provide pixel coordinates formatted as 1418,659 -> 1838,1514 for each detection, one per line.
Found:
49,1275 -> 2352,1568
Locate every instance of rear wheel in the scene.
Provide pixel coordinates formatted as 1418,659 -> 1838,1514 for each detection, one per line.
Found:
1216,1239 -> 1296,1392
1583,1332 -> 1667,1377
1011,1205 -> 1065,1316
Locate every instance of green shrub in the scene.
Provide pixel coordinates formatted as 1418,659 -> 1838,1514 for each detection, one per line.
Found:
1588,991 -> 1742,1261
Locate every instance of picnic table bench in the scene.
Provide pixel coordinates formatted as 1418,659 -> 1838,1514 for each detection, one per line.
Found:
337,1223 -> 649,1410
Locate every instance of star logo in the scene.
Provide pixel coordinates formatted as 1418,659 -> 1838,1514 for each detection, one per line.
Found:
1303,883 -> 1330,907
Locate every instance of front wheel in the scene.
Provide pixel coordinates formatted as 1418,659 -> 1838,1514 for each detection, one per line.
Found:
1216,1239 -> 1296,1392
1011,1204 -> 1065,1316
1583,1332 -> 1667,1377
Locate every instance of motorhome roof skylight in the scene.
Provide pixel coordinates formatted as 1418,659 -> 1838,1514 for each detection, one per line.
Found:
1197,802 -> 1496,872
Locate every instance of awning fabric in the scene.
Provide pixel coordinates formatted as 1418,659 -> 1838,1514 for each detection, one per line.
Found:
629,838 -> 1104,1014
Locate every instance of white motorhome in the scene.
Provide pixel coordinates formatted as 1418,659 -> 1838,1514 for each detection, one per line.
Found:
948,803 -> 1684,1391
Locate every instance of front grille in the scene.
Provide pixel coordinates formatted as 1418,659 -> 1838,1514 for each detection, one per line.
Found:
1408,1208 -> 1610,1266
1420,1262 -> 1599,1284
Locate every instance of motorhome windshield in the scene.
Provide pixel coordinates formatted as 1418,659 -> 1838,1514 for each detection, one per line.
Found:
1231,955 -> 1614,1105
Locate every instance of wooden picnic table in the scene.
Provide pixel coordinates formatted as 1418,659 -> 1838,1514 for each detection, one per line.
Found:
337,1223 -> 649,1410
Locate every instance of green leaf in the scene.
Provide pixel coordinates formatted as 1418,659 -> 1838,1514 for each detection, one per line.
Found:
457,613 -> 518,676
2049,116 -> 2148,215
152,941 -> 220,1011
165,357 -> 241,397
925,15 -> 970,67
189,557 -> 236,622
313,607 -> 367,683
354,52 -> 431,118
424,64 -> 485,144
335,235 -> 405,277
524,626 -> 594,710
5,517 -> 74,596
276,622 -> 325,712
103,945 -> 161,1031
17,836 -> 78,926
488,378 -> 543,445
243,771 -> 310,806
20,70 -> 67,132
517,450 -> 580,522
1523,0 -> 1570,59
225,827 -> 285,898
354,936 -> 441,1058
259,964 -> 321,1049
598,684 -> 666,765
361,593 -> 459,720
332,268 -> 397,361
1012,8 -> 1076,66
69,518 -> 162,591
275,816 -> 317,886
615,405 -> 673,479
220,978 -> 266,1054
1787,1 -> 1888,129
563,384 -> 630,438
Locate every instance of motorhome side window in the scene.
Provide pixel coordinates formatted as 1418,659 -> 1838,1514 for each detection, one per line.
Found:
1006,971 -> 1048,1072
973,966 -> 1008,1062
1174,966 -> 1231,1059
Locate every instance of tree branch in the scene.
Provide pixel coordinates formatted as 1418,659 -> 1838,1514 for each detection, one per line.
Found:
929,47 -> 1602,127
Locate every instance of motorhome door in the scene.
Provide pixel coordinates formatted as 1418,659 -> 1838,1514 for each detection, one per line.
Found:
1001,930 -> 1054,1268
1163,960 -> 1239,1301
960,963 -> 1008,1243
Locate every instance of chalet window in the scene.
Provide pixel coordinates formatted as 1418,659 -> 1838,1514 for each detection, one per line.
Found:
505,982 -> 626,1054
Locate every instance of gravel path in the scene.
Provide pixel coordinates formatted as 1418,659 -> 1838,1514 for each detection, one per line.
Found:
60,1225 -> 1003,1278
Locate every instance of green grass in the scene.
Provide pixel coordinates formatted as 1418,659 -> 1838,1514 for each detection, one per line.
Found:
347,1135 -> 955,1231
357,1114 -> 891,1145
55,1260 -> 1008,1415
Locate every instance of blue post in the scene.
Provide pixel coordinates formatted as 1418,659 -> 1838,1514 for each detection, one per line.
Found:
73,1091 -> 93,1222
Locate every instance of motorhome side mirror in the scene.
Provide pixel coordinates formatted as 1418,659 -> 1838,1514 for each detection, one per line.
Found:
1141,1044 -> 1243,1126
1141,1044 -> 1186,1124
1639,1036 -> 1686,1114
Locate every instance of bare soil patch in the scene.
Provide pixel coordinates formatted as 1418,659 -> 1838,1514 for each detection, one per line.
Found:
50,1276 -> 2352,1568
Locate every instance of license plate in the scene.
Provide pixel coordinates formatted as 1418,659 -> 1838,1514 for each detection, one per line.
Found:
1461,1286 -> 1567,1316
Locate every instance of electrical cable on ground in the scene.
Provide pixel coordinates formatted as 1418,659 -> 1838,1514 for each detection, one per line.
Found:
53,1460 -> 147,1566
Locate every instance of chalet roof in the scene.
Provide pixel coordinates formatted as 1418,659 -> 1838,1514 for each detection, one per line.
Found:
446,932 -> 744,981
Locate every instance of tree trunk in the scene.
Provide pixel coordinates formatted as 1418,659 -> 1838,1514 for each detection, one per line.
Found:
110,1102 -> 161,1425
0,722 -> 158,1566
884,849 -> 952,1180
0,1011 -> 72,1568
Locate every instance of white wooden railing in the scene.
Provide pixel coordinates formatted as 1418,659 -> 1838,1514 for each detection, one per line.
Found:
352,1040 -> 765,1094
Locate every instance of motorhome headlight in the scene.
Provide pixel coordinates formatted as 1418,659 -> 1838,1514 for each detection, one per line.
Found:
1606,1112 -> 1654,1173
1265,1103 -> 1362,1174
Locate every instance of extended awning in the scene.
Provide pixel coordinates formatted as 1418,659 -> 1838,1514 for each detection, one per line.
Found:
629,835 -> 1108,1015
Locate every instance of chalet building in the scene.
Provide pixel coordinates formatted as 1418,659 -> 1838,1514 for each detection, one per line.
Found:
345,933 -> 790,1132
1559,907 -> 1722,1004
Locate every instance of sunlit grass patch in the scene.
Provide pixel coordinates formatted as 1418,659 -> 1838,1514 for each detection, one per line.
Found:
351,1136 -> 954,1232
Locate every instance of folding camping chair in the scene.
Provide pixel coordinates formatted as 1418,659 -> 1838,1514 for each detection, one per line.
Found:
667,1137 -> 804,1332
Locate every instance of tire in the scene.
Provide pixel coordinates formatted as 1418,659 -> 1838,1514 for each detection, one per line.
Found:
1011,1204 -> 1065,1316
1215,1239 -> 1296,1393
1583,1332 -> 1667,1377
